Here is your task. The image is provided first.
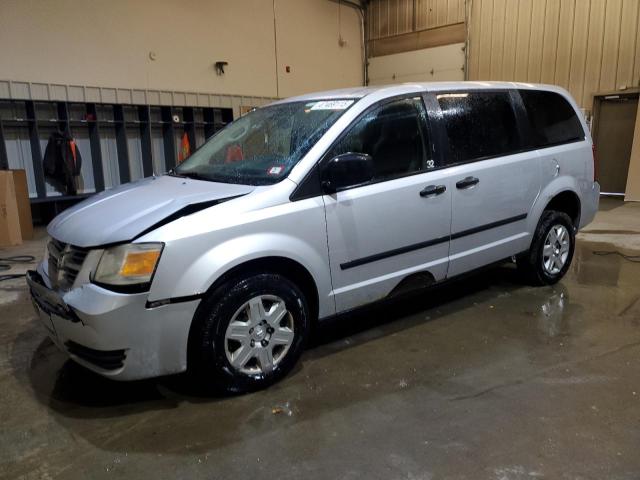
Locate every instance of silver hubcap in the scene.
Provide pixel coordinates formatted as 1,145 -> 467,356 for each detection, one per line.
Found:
224,295 -> 295,375
542,224 -> 570,275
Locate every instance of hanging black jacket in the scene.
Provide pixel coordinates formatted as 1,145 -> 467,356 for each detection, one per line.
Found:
43,130 -> 82,195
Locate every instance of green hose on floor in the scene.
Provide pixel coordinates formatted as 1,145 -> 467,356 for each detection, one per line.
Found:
592,251 -> 640,262
0,255 -> 36,282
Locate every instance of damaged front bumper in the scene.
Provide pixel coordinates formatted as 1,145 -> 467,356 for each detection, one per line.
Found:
26,268 -> 201,380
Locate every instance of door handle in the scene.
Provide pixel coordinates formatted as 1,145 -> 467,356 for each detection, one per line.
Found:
419,184 -> 447,197
456,176 -> 479,189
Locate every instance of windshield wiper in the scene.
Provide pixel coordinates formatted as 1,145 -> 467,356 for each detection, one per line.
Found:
168,170 -> 212,181
166,168 -> 184,178
182,172 -> 211,181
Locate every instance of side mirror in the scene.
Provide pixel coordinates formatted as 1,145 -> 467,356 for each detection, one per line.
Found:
321,152 -> 374,193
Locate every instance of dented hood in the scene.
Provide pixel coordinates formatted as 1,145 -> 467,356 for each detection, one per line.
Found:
47,175 -> 254,247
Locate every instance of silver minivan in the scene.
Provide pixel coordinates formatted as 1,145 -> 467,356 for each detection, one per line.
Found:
28,82 -> 600,392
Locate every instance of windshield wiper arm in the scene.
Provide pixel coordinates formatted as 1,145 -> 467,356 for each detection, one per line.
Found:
167,168 -> 185,178
176,171 -> 213,181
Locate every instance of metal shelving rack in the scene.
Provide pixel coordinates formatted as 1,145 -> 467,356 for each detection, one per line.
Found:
0,98 -> 233,217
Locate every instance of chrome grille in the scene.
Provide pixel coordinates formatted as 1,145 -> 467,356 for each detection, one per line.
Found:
47,238 -> 88,290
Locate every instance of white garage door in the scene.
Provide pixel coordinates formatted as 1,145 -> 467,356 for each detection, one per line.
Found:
368,43 -> 465,85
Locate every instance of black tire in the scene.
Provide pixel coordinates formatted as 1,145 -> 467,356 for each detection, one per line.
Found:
188,272 -> 310,394
517,210 -> 576,286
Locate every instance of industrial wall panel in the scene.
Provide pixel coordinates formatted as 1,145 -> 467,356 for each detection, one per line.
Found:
567,1 -> 589,106
488,0 -> 505,80
582,0 -> 606,108
599,0 -> 622,92
2,1 -> 363,99
436,0 -> 446,26
0,81 -> 10,99
477,0 -> 494,79
527,0 -> 546,83
197,94 -> 210,108
160,92 -> 173,105
132,90 -> 147,105
31,83 -> 49,101
514,0 -> 532,82
68,86 -> 84,102
617,0 -> 640,90
173,93 -> 186,107
368,0 -> 465,40
468,0 -> 481,79
635,6 -> 640,87
554,0 -> 576,89
185,93 -> 198,107
85,87 -> 101,103
468,0 -> 640,110
449,0 -> 460,25
101,89 -> 117,104
11,82 -> 30,99
147,91 -> 161,105
540,0 -> 561,85
500,0 -> 518,81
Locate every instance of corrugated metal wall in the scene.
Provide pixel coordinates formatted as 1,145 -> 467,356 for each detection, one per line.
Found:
368,0 -> 466,40
468,0 -> 640,110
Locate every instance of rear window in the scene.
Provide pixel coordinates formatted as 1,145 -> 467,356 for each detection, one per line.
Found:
519,90 -> 585,147
436,91 -> 523,163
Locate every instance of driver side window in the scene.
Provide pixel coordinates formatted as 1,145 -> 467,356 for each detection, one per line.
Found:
326,96 -> 433,182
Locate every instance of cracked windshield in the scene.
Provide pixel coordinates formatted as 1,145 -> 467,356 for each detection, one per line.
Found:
174,99 -> 355,185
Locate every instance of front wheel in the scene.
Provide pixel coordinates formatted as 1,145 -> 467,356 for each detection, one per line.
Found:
517,210 -> 576,286
189,273 -> 310,393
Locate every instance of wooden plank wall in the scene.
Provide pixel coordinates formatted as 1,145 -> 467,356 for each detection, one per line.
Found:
468,0 -> 640,110
367,0 -> 466,40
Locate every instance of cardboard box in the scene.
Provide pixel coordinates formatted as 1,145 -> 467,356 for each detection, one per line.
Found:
0,169 -> 33,246
0,170 -> 21,246
11,170 -> 33,240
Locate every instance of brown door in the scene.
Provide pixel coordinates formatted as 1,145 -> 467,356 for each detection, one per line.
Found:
594,95 -> 639,194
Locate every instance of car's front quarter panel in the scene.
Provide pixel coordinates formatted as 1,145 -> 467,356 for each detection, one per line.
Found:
142,181 -> 334,318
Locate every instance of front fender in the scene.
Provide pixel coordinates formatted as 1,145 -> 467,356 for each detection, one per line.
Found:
149,233 -> 334,318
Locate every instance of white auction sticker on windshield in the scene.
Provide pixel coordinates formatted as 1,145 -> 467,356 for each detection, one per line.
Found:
309,100 -> 354,111
267,165 -> 284,175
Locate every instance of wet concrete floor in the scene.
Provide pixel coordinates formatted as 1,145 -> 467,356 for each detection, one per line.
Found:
1,233 -> 639,479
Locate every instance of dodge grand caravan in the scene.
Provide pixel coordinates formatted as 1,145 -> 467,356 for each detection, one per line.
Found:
27,82 -> 600,392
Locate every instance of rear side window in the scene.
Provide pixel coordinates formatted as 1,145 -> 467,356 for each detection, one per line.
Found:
519,90 -> 585,147
436,91 -> 522,163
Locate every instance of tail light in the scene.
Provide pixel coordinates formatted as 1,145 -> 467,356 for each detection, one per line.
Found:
592,144 -> 598,181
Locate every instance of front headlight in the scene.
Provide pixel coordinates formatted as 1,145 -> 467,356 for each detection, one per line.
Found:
92,243 -> 163,291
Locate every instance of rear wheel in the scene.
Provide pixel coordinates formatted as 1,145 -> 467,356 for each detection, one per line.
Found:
517,210 -> 575,285
189,273 -> 310,393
